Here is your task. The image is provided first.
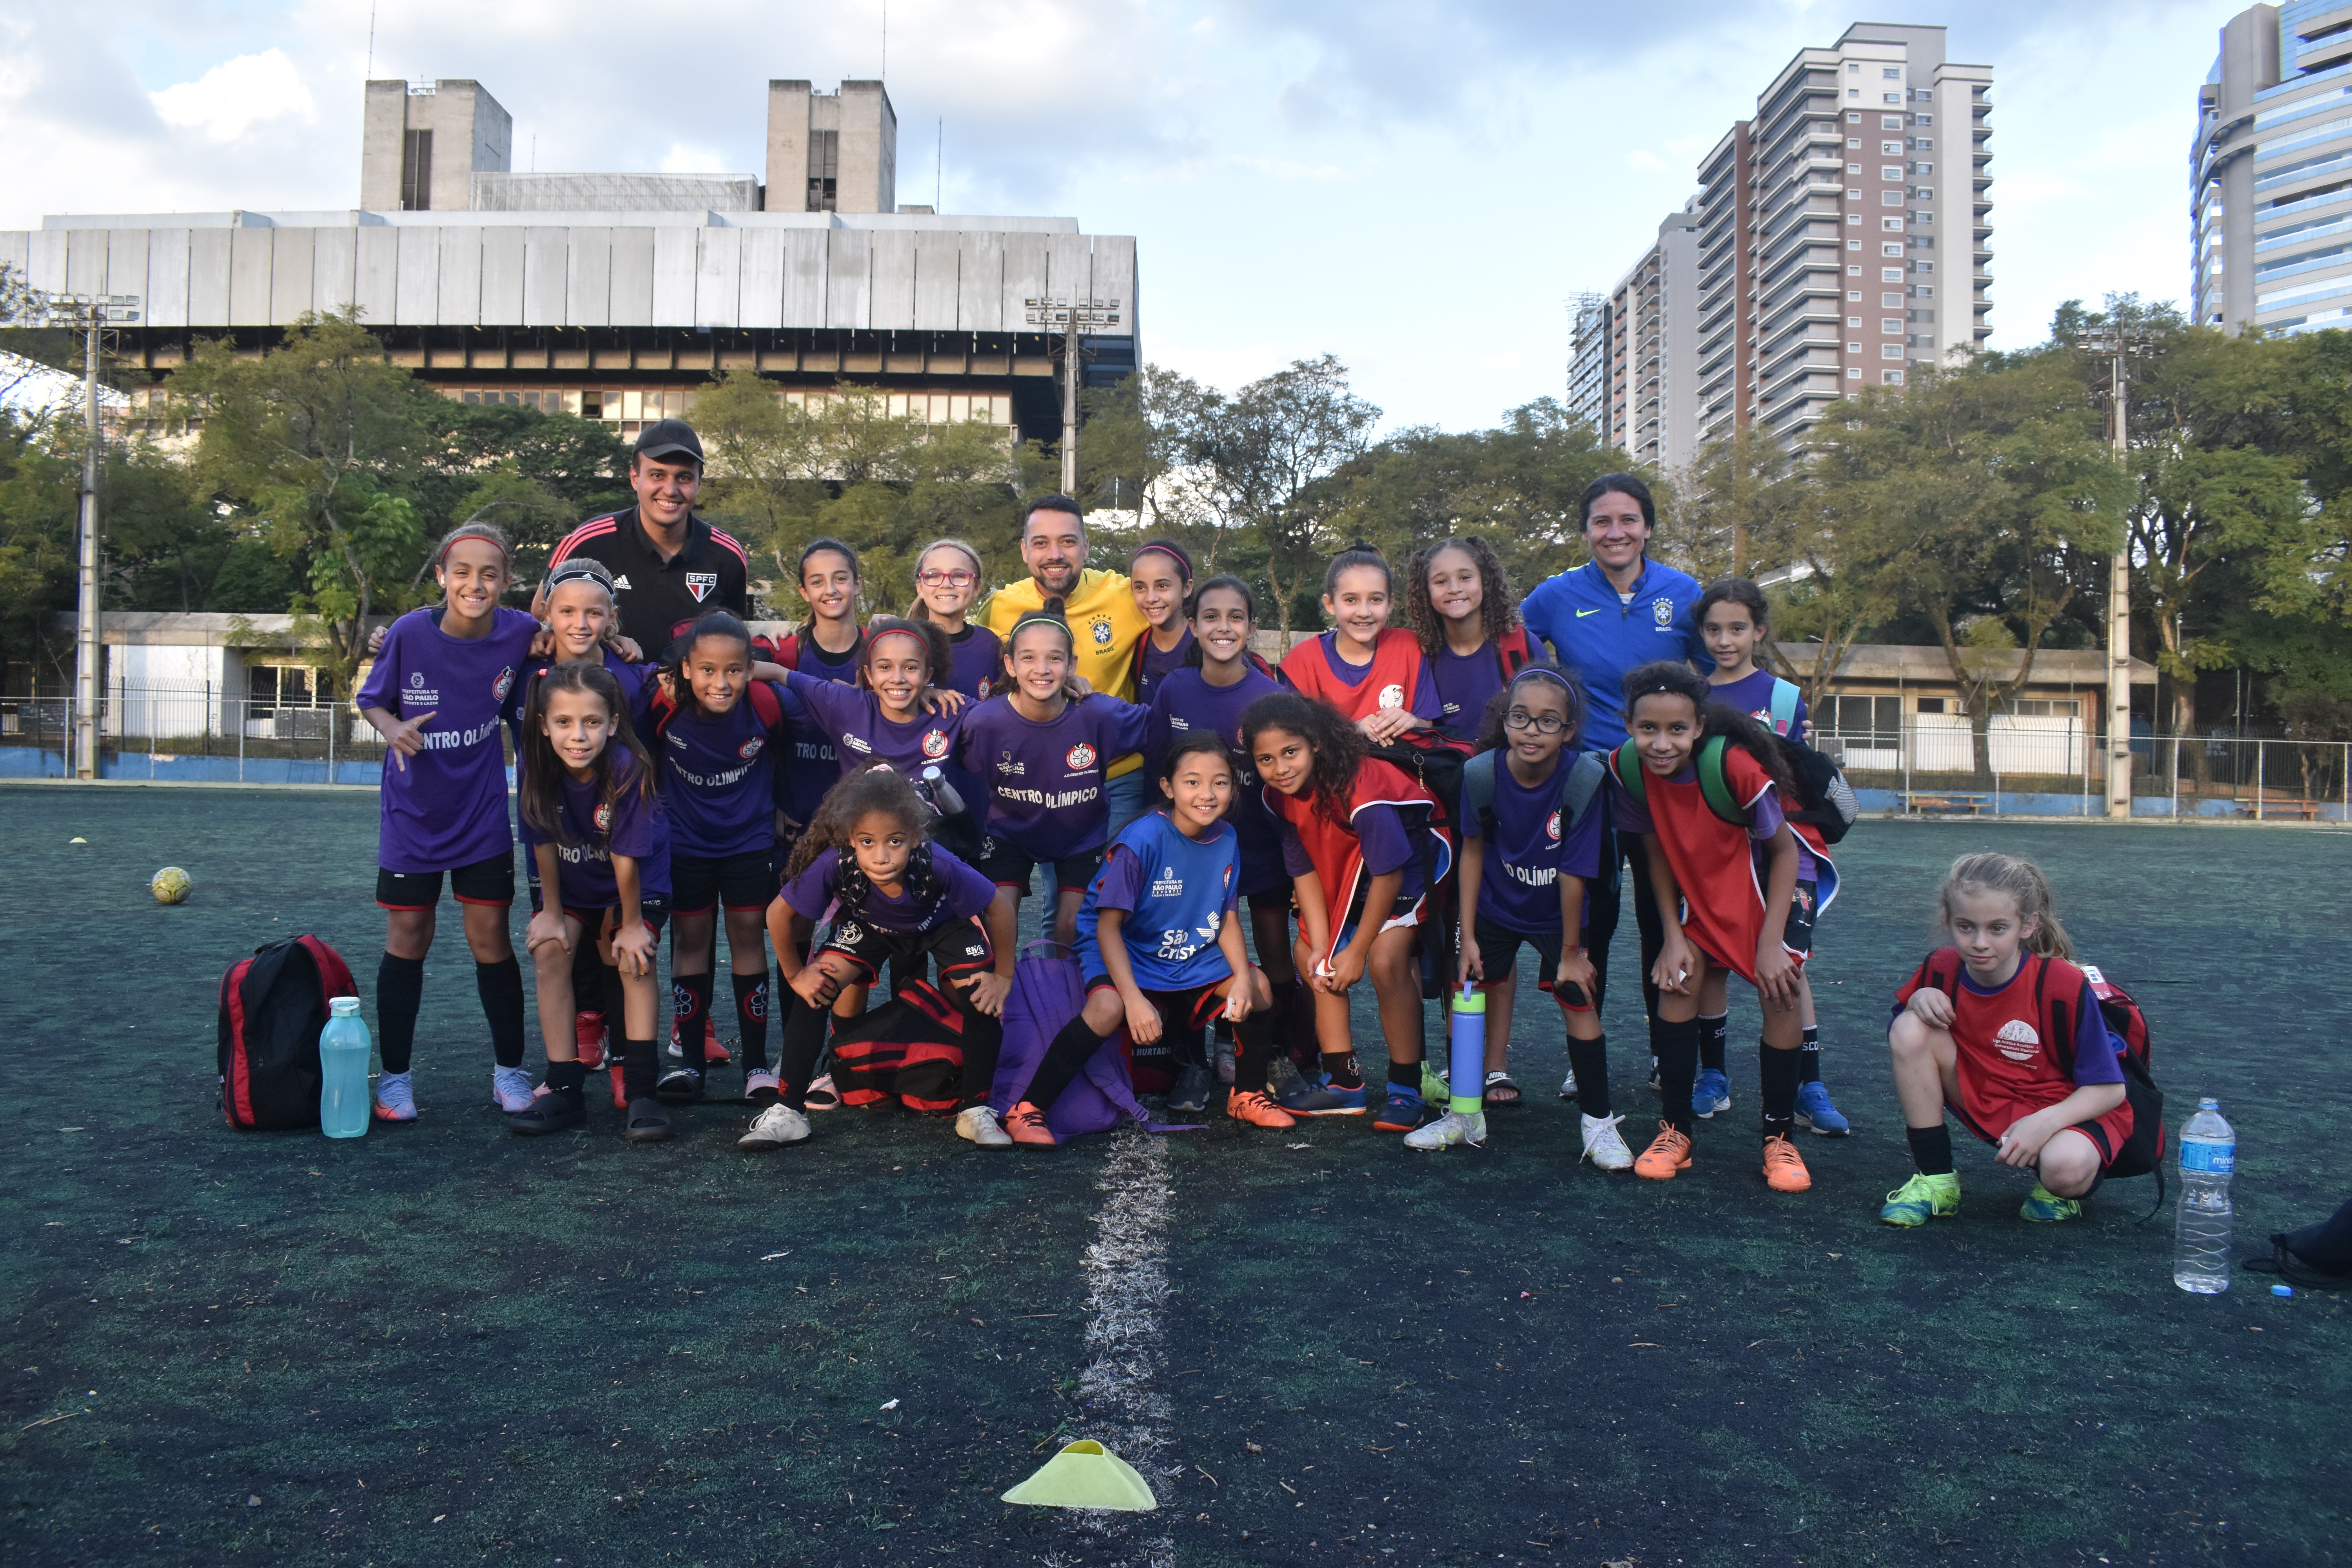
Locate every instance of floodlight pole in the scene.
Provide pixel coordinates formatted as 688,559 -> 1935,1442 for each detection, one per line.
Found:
74,318 -> 101,780
1060,303 -> 1080,495
2105,344 -> 2130,820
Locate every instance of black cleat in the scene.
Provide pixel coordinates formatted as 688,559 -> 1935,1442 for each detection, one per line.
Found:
1165,1063 -> 1215,1114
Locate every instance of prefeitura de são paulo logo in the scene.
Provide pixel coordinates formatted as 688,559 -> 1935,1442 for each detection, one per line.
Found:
1066,742 -> 1097,770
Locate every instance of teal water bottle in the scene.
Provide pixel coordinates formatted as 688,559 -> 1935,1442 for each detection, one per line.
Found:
319,996 -> 372,1138
1448,985 -> 1487,1117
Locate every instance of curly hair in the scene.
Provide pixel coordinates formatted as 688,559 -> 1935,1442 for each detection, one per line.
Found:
783,762 -> 931,882
1241,691 -> 1366,834
1406,536 -> 1520,661
861,614 -> 951,696
1471,660 -> 1584,755
1619,660 -> 1795,797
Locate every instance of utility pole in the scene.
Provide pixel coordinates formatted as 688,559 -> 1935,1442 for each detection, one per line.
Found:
2085,319 -> 2162,820
1060,298 -> 1080,495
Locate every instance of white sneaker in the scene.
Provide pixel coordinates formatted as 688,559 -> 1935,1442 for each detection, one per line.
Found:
1581,1112 -> 1634,1171
956,1105 -> 1013,1148
738,1103 -> 811,1151
1403,1109 -> 1487,1151
1558,1066 -> 1578,1100
492,1066 -> 535,1113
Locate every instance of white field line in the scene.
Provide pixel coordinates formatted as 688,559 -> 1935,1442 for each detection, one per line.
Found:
1052,1124 -> 1176,1567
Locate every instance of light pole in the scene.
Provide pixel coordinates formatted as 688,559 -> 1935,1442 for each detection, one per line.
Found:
2082,320 -> 2163,820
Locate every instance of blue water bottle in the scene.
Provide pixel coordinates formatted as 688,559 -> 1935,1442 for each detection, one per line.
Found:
319,996 -> 372,1138
1448,984 -> 1487,1118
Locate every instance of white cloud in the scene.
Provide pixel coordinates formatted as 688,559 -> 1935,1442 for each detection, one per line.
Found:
149,50 -> 313,143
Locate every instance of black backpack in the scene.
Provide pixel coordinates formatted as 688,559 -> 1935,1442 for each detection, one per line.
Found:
1460,747 -> 1608,848
217,936 -> 356,1132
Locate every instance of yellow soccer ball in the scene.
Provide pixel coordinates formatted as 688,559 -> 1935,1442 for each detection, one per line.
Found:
151,866 -> 192,905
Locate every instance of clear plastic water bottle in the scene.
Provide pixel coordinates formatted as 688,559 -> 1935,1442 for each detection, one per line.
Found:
319,997 -> 372,1139
2173,1097 -> 2235,1294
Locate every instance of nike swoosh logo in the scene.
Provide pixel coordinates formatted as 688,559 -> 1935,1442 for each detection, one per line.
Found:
1575,608 -> 1603,617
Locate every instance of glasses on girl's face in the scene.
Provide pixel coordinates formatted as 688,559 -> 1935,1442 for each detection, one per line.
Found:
1505,709 -> 1567,735
918,569 -> 976,587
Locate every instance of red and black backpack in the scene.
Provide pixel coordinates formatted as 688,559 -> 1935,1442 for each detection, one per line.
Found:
217,936 -> 356,1132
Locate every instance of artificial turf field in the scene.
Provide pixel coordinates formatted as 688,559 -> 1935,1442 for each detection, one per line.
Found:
1,785 -> 2347,1568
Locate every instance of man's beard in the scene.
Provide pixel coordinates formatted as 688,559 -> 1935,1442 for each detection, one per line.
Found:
1034,561 -> 1080,595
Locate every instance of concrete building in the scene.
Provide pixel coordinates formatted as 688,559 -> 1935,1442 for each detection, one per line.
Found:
2,77 -> 1138,449
1598,201 -> 1702,469
2194,4 -> 2352,334
1566,291 -> 1610,437
1595,22 -> 1993,453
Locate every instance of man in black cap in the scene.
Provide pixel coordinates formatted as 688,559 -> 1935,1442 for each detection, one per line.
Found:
543,418 -> 750,660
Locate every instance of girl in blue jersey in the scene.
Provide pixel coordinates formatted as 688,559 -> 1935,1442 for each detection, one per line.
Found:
1427,664 -> 1630,1166
1146,576 -> 1296,1100
1407,535 -> 1527,746
748,765 -> 1010,1151
907,538 -> 1001,700
1013,735 -> 1291,1143
508,661 -> 674,1141
642,611 -> 791,1105
355,521 -> 541,1123
957,604 -> 1154,995
1693,577 -> 1849,1137
1128,541 -> 1196,706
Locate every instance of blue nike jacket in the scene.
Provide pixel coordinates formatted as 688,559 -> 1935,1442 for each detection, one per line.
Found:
1519,559 -> 1712,750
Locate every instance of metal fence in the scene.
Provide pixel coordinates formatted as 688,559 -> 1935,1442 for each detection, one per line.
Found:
0,685 -> 392,784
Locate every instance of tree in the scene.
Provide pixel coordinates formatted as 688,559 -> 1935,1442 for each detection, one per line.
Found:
413,400 -> 630,575
177,312 -> 437,688
1812,351 -> 2128,783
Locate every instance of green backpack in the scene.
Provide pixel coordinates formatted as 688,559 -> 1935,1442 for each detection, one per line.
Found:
1610,735 -> 1750,828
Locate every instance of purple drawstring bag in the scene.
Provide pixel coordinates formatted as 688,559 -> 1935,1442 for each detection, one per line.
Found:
992,943 -> 1199,1136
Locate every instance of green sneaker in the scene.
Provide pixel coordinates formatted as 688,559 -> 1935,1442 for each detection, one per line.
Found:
1421,1064 -> 1453,1107
1879,1171 -> 1961,1227
2020,1185 -> 2081,1223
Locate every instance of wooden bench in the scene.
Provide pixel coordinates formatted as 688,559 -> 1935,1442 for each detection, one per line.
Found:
2236,799 -> 2324,820
1902,790 -> 1992,816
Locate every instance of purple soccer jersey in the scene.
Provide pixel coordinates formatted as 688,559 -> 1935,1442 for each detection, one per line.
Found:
940,624 -> 1002,700
779,844 -> 996,934
782,670 -> 961,780
956,693 -> 1154,859
357,606 -> 539,874
639,681 -> 791,857
1134,626 -> 1195,706
1429,641 -> 1506,744
1146,664 -> 1288,897
1467,753 -> 1605,933
519,754 -> 673,908
773,635 -> 862,826
1710,668 -> 1810,739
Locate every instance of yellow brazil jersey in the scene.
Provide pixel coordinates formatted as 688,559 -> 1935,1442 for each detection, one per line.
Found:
983,566 -> 1152,776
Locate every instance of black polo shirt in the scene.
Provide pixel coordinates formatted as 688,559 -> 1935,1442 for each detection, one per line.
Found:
548,507 -> 750,657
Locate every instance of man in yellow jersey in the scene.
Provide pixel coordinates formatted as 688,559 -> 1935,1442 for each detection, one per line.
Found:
984,494 -> 1154,842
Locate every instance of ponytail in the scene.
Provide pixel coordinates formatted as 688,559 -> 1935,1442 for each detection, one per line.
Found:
1938,852 -> 2075,960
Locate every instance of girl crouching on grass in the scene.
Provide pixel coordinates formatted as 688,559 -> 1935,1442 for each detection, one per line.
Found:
1882,853 -> 2131,1227
749,766 -> 1011,1152
1611,662 -> 1835,1192
1016,735 -> 1294,1144
508,661 -> 672,1141
1244,691 -> 1452,1133
1432,664 -> 1626,1165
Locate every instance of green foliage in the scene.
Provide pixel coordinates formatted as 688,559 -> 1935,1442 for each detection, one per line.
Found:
413,400 -> 630,574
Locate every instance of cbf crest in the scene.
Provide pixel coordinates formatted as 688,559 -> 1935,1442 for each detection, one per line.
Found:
1651,597 -> 1675,627
1090,616 -> 1113,648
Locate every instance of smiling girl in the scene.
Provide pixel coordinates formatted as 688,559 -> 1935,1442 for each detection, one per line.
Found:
1279,544 -> 1443,746
1610,662 -> 1834,1192
1408,537 -> 1533,745
508,661 -> 671,1140
769,538 -> 869,838
907,538 -> 1001,701
356,521 -> 541,1123
1127,540 -> 1196,706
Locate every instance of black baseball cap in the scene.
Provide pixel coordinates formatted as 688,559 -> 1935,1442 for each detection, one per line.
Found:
633,418 -> 704,466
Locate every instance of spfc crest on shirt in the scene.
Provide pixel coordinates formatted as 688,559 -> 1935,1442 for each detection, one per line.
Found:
686,572 -> 719,604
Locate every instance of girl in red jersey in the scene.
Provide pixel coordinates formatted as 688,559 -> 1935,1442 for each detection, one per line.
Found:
1278,544 -> 1443,746
1610,662 -> 1833,1193
1881,853 -> 2130,1227
1243,691 -> 1452,1133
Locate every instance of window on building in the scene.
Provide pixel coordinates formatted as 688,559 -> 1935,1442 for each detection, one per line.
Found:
1848,316 -> 1862,327
1881,344 -> 1906,359
1881,191 -> 1904,206
807,129 -> 841,210
1916,697 -> 1946,714
1847,88 -> 1860,99
1882,369 -> 1905,385
1882,115 -> 1905,129
1880,165 -> 1903,180
1847,163 -> 1861,174
399,129 -> 433,211
1882,266 -> 1904,281
1883,93 -> 1902,104
1847,367 -> 1863,379
1847,341 -> 1862,352
1917,260 -> 1935,274
1848,290 -> 1862,302
1821,694 -> 1902,744
1916,137 -> 1934,151
1883,67 -> 1902,79
1850,239 -> 1863,250
1847,111 -> 1861,123
1881,319 -> 1903,334
1916,161 -> 1934,174
1847,137 -> 1861,149
249,665 -> 337,710
1916,114 -> 1933,126
1883,217 -> 1905,232
2000,699 -> 2080,718
1882,242 -> 1904,256
1881,292 -> 1904,307
1847,62 -> 1861,72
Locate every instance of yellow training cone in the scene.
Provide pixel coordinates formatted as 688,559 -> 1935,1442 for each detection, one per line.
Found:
1002,1440 -> 1158,1511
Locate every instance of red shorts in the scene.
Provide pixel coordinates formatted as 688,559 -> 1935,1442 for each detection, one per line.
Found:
1950,1085 -> 2133,1168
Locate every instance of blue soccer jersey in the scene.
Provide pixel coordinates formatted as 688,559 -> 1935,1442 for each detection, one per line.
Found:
1074,811 -> 1240,990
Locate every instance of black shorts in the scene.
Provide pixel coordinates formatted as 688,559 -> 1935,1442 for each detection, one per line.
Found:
377,852 -> 514,911
562,896 -> 673,941
1783,878 -> 1818,957
979,838 -> 1103,897
672,849 -> 776,915
1471,912 -> 1593,1010
815,912 -> 995,990
1245,886 -> 1294,918
1080,978 -> 1227,1029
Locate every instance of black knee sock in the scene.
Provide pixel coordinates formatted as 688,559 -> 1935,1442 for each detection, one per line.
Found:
1800,1023 -> 1822,1084
1907,1123 -> 1955,1176
773,993 -> 829,1109
1174,1024 -> 1207,1070
669,972 -> 713,1072
1234,1010 -> 1276,1093
376,953 -> 425,1074
548,1059 -> 586,1100
1568,1032 -> 1610,1118
1698,1013 -> 1729,1074
1322,1049 -> 1363,1090
476,958 -> 527,1069
1027,1017 -> 1110,1112
956,1007 -> 1004,1108
1387,1057 -> 1420,1094
733,971 -> 770,1072
621,1036 -> 657,1102
1652,1015 -> 1699,1132
1759,1041 -> 1801,1138
570,937 -> 605,1024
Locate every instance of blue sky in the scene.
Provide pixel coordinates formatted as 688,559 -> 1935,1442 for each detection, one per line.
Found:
2,0 -> 2231,434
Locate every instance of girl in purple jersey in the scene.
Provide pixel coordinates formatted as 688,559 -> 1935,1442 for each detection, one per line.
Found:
907,539 -> 1001,700
956,605 -> 1153,996
643,612 -> 791,1105
355,521 -> 541,1124
507,661 -> 676,1142
1407,536 -> 1528,745
1127,541 -> 1196,706
779,615 -> 969,797
766,539 -> 868,838
1693,577 -> 1848,1137
1145,576 -> 1299,1087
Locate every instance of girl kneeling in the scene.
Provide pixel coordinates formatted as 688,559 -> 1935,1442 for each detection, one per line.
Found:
1882,853 -> 2130,1227
1016,736 -> 1292,1145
